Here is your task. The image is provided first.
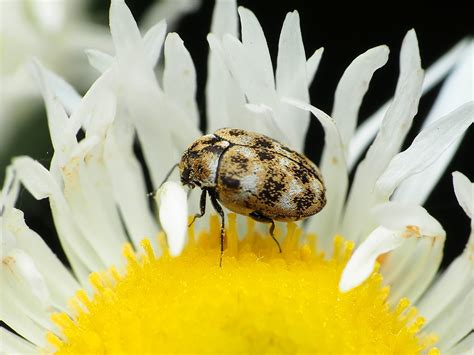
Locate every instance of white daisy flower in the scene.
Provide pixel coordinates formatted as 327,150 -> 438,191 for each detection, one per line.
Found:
1,0 -> 472,353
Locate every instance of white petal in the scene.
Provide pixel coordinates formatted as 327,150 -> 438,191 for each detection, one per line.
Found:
110,0 -> 144,64
29,60 -> 78,169
275,11 -> 311,152
13,156 -> 105,277
421,39 -> 473,124
40,64 -> 82,115
12,156 -> 57,200
2,208 -> 79,309
417,226 -> 473,321
68,63 -> 117,134
453,171 -> 473,219
0,328 -> 36,354
1,165 -> 19,214
238,7 -> 275,94
110,0 -> 200,188
331,45 -> 389,152
221,34 -> 278,113
418,256 -> 473,324
53,79 -> 129,269
378,102 -> 473,199
61,145 -> 129,267
207,38 -> 285,144
104,119 -> 160,250
2,248 -> 50,308
82,88 -> 117,137
156,182 -> 188,256
0,293 -> 47,346
383,233 -> 444,305
409,37 -> 473,195
1,250 -> 54,336
206,33 -> 245,132
163,33 -> 199,126
85,49 -> 113,73
306,47 -> 324,86
446,332 -> 474,355
140,0 -> 200,33
348,38 -> 470,170
283,98 -> 348,252
339,226 -> 404,292
221,34 -> 287,143
341,30 -> 424,243
318,45 -> 389,241
143,20 -> 167,68
370,202 -> 445,303
423,289 -> 474,351
210,0 -> 238,37
206,0 -> 239,133
86,21 -> 167,74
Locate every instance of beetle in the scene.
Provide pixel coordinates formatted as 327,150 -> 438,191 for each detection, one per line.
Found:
178,128 -> 326,264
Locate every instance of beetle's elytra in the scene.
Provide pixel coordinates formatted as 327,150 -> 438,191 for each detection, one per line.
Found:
179,128 -> 326,263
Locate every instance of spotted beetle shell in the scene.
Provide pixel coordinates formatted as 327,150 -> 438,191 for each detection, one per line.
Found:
179,128 -> 326,222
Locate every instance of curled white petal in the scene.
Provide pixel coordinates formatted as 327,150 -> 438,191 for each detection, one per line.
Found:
341,201 -> 445,292
339,226 -> 404,292
156,182 -> 188,256
372,202 -> 445,238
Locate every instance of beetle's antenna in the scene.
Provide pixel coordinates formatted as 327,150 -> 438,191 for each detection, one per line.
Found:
147,163 -> 179,197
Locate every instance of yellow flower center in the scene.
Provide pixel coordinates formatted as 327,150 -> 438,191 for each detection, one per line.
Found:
46,214 -> 438,354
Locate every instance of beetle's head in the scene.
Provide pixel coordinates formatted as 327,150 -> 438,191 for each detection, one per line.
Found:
179,134 -> 229,190
178,151 -> 199,189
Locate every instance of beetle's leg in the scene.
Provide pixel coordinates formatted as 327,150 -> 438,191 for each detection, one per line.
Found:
249,211 -> 282,253
268,220 -> 282,253
208,190 -> 225,267
188,189 -> 207,228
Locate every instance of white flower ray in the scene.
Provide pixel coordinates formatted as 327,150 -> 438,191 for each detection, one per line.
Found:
341,30 -> 424,243
378,102 -> 473,200
156,182 -> 188,256
348,38 -> 471,170
164,32 -> 199,126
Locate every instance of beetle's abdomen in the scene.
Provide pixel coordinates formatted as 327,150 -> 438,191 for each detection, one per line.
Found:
216,145 -> 326,221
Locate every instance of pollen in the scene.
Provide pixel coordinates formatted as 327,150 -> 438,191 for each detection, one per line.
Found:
47,214 -> 438,353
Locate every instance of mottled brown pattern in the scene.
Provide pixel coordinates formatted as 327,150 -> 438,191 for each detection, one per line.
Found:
180,128 -> 326,222
214,128 -> 323,184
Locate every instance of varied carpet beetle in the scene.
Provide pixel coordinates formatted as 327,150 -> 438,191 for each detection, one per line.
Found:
179,128 -> 326,264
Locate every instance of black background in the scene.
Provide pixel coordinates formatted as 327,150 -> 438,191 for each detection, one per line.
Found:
10,0 -> 473,269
